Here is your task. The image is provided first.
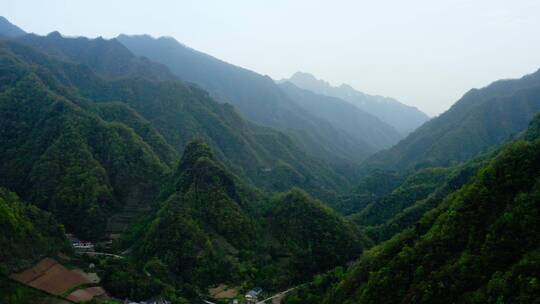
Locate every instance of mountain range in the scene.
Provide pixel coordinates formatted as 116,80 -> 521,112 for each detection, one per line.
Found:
117,34 -> 405,164
307,113 -> 540,304
0,29 -> 352,237
284,71 -> 430,135
362,68 -> 540,172
1,15 -> 539,304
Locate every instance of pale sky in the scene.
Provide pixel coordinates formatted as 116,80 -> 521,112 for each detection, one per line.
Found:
2,0 -> 540,115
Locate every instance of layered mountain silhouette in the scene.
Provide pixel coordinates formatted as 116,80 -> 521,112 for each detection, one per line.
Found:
2,15 -> 540,304
117,35 -> 403,164
362,68 -> 540,172
278,82 -> 401,154
0,29 -> 352,238
284,72 -> 429,135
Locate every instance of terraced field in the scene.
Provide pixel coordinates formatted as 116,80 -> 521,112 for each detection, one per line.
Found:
9,258 -> 106,303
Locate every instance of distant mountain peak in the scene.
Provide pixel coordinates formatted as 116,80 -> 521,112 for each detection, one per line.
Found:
291,71 -> 318,81
285,71 -> 430,135
289,71 -> 332,88
47,31 -> 62,38
338,83 -> 354,90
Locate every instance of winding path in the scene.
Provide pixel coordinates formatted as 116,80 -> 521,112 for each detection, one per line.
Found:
256,287 -> 297,304
78,251 -> 124,259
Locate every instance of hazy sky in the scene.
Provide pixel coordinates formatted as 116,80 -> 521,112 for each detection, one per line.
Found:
3,0 -> 540,115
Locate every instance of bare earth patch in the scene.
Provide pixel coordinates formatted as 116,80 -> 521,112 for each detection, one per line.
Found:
10,258 -> 96,297
73,269 -> 100,283
209,284 -> 239,299
67,286 -> 106,303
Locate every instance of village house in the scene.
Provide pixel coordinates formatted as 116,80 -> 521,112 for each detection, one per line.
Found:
67,234 -> 95,250
245,287 -> 262,304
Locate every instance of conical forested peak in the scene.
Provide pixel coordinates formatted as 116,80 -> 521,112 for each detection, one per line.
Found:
46,31 -> 62,38
176,139 -> 214,172
266,187 -> 368,281
275,187 -> 318,208
172,139 -> 239,202
184,139 -> 214,159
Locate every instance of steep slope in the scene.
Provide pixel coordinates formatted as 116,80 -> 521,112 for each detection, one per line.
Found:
16,32 -> 175,81
363,68 -> 540,172
333,171 -> 404,215
19,33 -> 352,195
362,160 -> 484,244
349,167 -> 452,228
135,141 -> 367,294
136,140 -> 260,289
1,31 -> 351,208
278,82 -> 401,154
314,114 -> 540,304
117,34 -> 390,164
0,42 -> 169,239
0,188 -> 67,274
0,16 -> 25,38
266,188 -> 368,283
285,72 -> 429,135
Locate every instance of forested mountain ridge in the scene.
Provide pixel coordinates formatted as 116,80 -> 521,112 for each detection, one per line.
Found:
3,28 -> 354,196
17,32 -> 176,81
134,140 -> 261,290
0,16 -> 25,38
0,40 -> 169,238
0,22 -> 370,298
117,34 -> 402,164
278,82 -> 401,155
126,141 -> 367,296
0,188 -> 67,274
362,68 -> 540,172
1,14 -> 538,304
287,113 -> 540,304
0,33 -> 352,241
11,31 -> 356,196
266,188 -> 369,281
284,71 -> 430,135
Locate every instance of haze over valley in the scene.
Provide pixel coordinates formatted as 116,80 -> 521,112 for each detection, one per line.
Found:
0,2 -> 539,304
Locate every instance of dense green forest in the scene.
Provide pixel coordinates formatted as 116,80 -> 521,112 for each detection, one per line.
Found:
111,141 -> 367,299
10,33 -> 352,197
0,188 -> 67,274
0,34 -> 357,240
362,68 -> 540,172
1,15 -> 539,304
286,114 -> 540,304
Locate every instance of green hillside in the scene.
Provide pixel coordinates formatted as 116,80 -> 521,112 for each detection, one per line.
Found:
126,141 -> 367,296
362,68 -> 540,172
0,34 -> 356,241
0,42 -> 168,238
10,33 -> 353,197
266,188 -> 368,283
290,114 -> 540,304
0,188 -> 67,274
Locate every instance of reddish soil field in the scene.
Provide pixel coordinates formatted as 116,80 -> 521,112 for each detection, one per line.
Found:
10,258 -> 92,295
10,258 -> 57,283
67,286 -> 106,303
